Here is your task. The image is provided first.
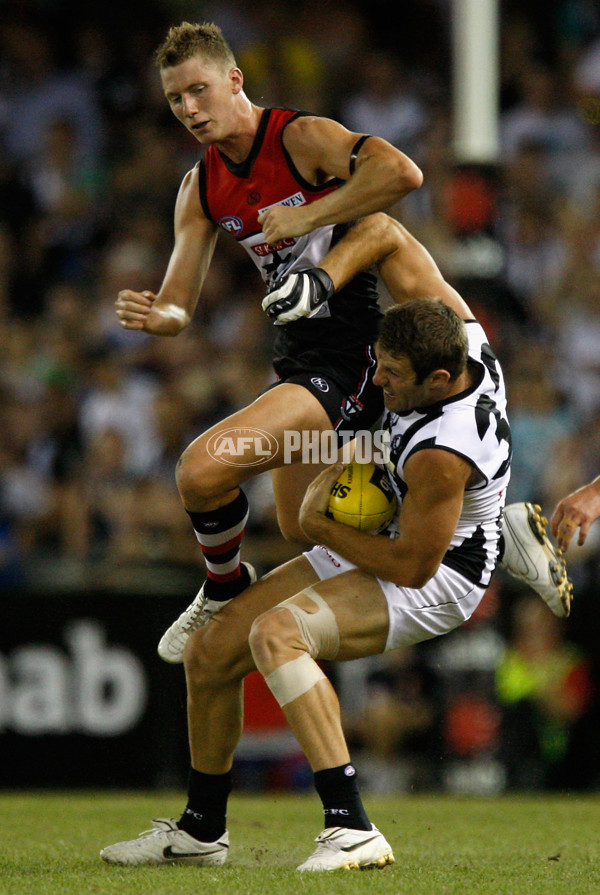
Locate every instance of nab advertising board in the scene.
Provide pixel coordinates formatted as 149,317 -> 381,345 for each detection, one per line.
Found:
0,591 -> 191,788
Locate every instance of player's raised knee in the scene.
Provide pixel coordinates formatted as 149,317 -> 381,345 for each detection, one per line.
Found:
248,607 -> 297,669
175,444 -> 231,504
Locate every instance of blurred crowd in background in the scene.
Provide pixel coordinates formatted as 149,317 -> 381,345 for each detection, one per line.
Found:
2,0 -> 600,792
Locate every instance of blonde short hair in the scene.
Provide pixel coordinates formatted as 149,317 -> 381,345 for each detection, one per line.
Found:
154,21 -> 236,70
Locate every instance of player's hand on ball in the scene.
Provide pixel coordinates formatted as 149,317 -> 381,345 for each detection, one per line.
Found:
299,463 -> 346,540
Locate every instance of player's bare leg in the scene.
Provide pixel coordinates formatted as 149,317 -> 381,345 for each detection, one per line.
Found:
176,382 -> 331,513
158,384 -> 331,663
184,556 -> 320,770
272,461 -> 328,544
273,436 -> 356,543
249,569 -> 389,767
101,557 -> 320,866
248,570 -> 395,871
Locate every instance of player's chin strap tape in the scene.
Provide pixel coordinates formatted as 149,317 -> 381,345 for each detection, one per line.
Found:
263,587 -> 340,707
349,134 -> 372,176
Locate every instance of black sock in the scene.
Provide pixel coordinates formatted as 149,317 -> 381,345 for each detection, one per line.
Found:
178,768 -> 232,842
313,763 -> 371,831
200,561 -> 253,602
188,490 -> 249,600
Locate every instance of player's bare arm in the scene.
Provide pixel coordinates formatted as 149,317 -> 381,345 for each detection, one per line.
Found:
115,164 -> 218,336
304,213 -> 474,319
299,450 -> 472,588
374,219 -> 473,319
262,213 -> 474,327
257,117 -> 422,245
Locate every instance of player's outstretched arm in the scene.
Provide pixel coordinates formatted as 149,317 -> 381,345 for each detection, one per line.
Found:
115,165 -> 218,336
551,476 -> 600,551
374,218 -> 473,320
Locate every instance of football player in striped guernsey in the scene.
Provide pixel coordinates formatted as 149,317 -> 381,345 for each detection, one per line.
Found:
266,214 -> 573,621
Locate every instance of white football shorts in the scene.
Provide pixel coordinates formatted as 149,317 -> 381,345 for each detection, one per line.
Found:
303,544 -> 487,652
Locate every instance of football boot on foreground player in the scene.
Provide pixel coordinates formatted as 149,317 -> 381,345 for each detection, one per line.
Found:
103,225 -> 511,871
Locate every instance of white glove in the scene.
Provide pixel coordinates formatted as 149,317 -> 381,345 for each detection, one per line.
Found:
262,268 -> 335,325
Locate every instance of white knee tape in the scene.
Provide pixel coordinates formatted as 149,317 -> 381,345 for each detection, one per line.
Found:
264,652 -> 327,707
277,586 -> 340,660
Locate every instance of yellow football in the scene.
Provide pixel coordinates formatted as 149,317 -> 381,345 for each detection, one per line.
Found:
328,461 -> 397,532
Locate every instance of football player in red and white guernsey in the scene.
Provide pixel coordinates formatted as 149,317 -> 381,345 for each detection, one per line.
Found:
114,21 -> 422,664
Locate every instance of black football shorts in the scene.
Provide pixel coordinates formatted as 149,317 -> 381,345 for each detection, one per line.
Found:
264,350 -> 384,445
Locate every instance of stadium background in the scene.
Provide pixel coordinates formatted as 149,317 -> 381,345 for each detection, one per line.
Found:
1,0 -> 600,794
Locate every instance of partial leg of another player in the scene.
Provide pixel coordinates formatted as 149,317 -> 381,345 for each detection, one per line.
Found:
271,457 -> 329,544
101,557 -> 319,866
158,383 -> 332,663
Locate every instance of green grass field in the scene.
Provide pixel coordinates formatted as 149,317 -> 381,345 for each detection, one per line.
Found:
1,791 -> 600,895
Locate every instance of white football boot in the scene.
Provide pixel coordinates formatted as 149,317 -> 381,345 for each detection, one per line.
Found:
100,818 -> 229,866
158,562 -> 257,664
500,502 -> 573,617
296,825 -> 395,872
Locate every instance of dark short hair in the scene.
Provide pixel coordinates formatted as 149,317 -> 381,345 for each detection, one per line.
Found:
154,21 -> 236,70
377,299 -> 468,384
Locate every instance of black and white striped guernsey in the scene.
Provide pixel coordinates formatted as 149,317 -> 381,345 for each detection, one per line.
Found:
381,320 -> 512,589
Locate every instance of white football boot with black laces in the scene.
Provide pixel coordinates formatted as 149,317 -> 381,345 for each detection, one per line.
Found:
158,562 -> 257,663
100,818 -> 229,866
262,268 -> 335,325
500,502 -> 573,617
297,825 -> 395,872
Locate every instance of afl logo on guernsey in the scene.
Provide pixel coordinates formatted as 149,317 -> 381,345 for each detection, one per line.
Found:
218,215 -> 243,235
